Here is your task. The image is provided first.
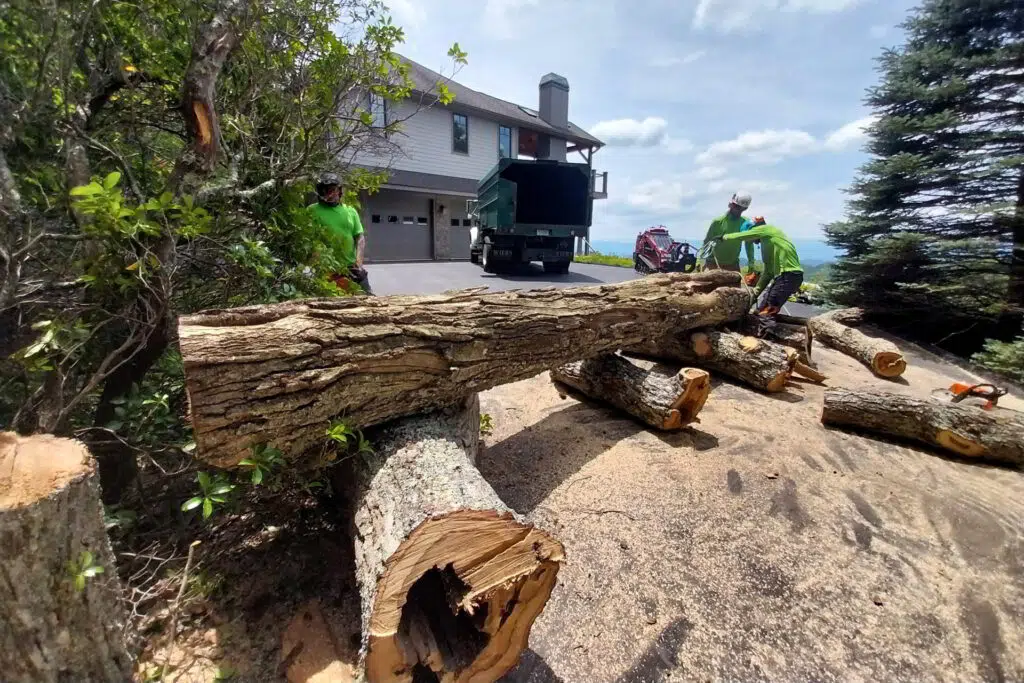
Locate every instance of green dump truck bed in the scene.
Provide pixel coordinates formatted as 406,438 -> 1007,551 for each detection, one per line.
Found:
476,158 -> 593,238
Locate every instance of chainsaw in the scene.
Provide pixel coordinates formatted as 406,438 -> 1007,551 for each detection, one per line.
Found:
945,382 -> 1008,411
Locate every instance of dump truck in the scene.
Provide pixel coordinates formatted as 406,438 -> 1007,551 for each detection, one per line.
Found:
470,158 -> 593,274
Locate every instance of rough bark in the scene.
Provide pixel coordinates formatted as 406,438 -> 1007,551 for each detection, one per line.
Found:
742,315 -> 813,365
821,389 -> 1024,467
0,433 -> 132,682
627,328 -> 795,393
350,396 -> 563,683
178,270 -> 749,467
808,308 -> 907,378
551,354 -> 710,430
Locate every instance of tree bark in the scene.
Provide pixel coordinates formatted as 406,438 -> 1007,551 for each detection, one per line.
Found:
0,433 -> 132,682
742,315 -> 813,365
808,308 -> 907,378
551,354 -> 710,430
178,271 -> 749,467
627,328 -> 795,393
821,389 -> 1024,467
349,396 -> 564,683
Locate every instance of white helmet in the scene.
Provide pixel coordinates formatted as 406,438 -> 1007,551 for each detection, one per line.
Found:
730,192 -> 752,209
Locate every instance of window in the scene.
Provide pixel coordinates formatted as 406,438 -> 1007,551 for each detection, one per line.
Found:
371,214 -> 381,224
452,113 -> 469,154
387,215 -> 398,223
462,219 -> 472,227
450,218 -> 460,227
368,93 -> 387,129
417,217 -> 428,225
402,216 -> 414,224
498,125 -> 512,159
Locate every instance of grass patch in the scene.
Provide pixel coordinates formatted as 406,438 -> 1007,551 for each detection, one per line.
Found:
575,253 -> 633,268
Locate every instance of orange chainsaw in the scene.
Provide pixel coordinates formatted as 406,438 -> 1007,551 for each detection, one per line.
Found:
947,382 -> 1007,411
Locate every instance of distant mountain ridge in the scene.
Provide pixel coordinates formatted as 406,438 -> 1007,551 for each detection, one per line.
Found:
588,238 -> 839,266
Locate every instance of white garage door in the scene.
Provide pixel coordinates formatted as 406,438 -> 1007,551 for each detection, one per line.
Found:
363,192 -> 433,262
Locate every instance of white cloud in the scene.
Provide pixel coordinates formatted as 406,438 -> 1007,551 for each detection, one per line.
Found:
693,0 -> 862,32
591,117 -> 668,147
697,165 -> 727,180
823,115 -> 877,151
386,0 -> 427,28
663,136 -> 694,154
695,129 -> 818,167
650,50 -> 707,68
626,178 -> 698,212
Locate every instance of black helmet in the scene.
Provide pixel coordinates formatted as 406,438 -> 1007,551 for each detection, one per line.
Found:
316,172 -> 342,206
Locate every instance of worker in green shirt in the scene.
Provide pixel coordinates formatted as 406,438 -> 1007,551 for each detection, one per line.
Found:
720,217 -> 803,329
702,191 -> 756,271
308,172 -> 372,295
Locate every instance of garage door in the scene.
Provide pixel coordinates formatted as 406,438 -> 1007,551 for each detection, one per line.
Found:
363,193 -> 433,262
449,215 -> 473,260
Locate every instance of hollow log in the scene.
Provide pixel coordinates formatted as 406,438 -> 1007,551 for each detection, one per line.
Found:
742,315 -> 813,365
0,433 -> 132,682
350,396 -> 564,683
627,329 -> 794,393
821,389 -> 1024,467
178,270 -> 749,467
551,354 -> 710,430
808,309 -> 906,378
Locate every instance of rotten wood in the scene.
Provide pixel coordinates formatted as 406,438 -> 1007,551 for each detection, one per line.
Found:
627,328 -> 795,393
551,354 -> 710,430
821,389 -> 1024,467
808,308 -> 906,378
349,396 -> 563,682
178,270 -> 749,467
0,433 -> 132,682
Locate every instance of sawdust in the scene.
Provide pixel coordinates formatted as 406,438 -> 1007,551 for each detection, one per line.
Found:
0,431 -> 92,509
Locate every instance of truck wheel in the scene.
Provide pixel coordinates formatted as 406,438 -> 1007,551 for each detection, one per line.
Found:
470,250 -> 480,264
482,244 -> 496,273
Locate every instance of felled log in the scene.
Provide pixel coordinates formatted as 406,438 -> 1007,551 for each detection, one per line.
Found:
178,270 -> 749,467
808,308 -> 906,378
742,315 -> 814,365
628,329 -> 794,393
821,389 -> 1024,467
350,396 -> 564,682
784,348 -> 828,384
551,354 -> 711,430
0,433 -> 132,682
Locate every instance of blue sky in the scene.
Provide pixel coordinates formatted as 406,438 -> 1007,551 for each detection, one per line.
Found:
382,0 -> 919,242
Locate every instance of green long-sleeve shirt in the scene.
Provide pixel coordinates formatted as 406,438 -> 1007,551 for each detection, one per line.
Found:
723,224 -> 802,295
704,214 -> 756,269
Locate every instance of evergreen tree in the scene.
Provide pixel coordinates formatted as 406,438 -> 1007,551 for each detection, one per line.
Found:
825,0 -> 1024,357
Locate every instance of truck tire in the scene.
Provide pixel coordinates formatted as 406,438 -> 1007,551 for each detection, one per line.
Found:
470,249 -> 480,264
482,244 -> 496,273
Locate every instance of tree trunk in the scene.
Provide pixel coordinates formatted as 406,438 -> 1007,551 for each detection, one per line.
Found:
551,354 -> 710,430
997,166 -> 1024,340
349,396 -> 563,683
0,433 -> 132,682
741,315 -> 813,365
178,271 -> 749,467
821,389 -> 1024,467
627,329 -> 794,393
807,308 -> 906,378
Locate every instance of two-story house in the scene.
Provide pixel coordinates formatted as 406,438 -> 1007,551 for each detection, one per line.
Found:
352,57 -> 607,263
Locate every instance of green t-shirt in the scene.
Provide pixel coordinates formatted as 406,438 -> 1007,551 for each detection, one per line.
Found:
308,202 -> 364,268
704,213 -> 755,268
723,224 -> 802,294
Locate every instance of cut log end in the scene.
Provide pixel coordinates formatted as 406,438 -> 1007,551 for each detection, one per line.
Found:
691,333 -> 713,358
872,352 -> 907,378
934,430 -> 987,458
0,432 -> 92,509
365,510 -> 564,683
667,368 -> 711,428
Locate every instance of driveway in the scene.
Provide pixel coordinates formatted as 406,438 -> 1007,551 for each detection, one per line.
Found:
367,260 -> 822,318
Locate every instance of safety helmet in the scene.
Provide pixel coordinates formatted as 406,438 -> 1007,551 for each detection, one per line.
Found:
316,172 -> 342,206
730,192 -> 752,210
752,215 -> 766,226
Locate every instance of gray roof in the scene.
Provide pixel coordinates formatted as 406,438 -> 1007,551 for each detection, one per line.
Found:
399,56 -> 603,149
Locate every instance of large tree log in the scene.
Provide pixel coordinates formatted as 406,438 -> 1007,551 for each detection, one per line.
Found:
742,315 -> 813,365
808,308 -> 906,378
627,329 -> 795,393
821,389 -> 1024,467
350,396 -> 563,682
178,271 -> 749,467
0,433 -> 132,682
551,354 -> 710,430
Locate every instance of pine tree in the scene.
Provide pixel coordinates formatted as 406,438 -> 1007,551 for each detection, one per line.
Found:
825,0 -> 1024,356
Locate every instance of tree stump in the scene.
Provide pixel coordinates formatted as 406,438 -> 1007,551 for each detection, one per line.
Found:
177,270 -> 750,467
808,308 -> 906,378
0,432 -> 132,682
821,389 -> 1024,467
628,329 -> 795,393
350,396 -> 564,682
551,354 -> 711,430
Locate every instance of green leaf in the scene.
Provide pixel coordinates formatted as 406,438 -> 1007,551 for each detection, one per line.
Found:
74,574 -> 86,592
83,565 -> 104,578
238,458 -> 256,467
70,182 -> 103,196
103,171 -> 122,190
182,497 -> 203,512
198,471 -> 211,489
81,551 -> 94,567
251,468 -> 263,485
202,497 -> 213,519
211,484 -> 234,495
182,441 -> 197,453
